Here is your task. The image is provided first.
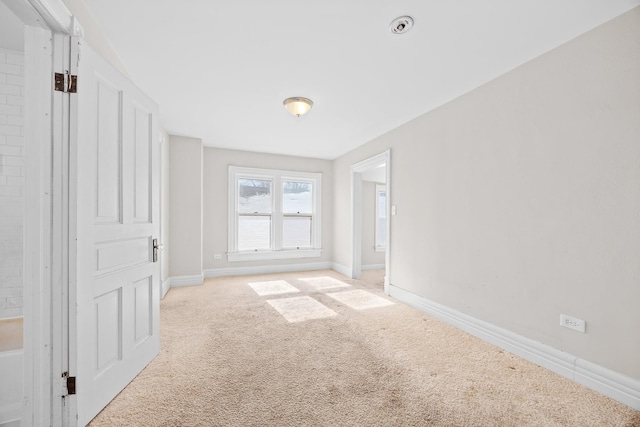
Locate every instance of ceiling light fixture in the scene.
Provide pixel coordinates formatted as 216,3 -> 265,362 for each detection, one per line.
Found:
283,97 -> 313,117
390,16 -> 414,34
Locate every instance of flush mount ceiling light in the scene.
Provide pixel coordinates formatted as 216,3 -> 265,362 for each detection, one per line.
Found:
283,97 -> 313,117
390,15 -> 414,34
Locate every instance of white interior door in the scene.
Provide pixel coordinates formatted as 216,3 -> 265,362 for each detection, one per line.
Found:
70,37 -> 160,425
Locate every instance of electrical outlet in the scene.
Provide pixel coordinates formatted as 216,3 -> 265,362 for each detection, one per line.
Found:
560,314 -> 586,333
213,254 -> 222,260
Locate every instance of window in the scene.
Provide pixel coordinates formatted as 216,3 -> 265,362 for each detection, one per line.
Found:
228,166 -> 322,261
375,184 -> 386,252
237,178 -> 272,250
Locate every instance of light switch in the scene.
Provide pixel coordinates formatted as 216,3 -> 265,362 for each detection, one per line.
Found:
391,205 -> 397,215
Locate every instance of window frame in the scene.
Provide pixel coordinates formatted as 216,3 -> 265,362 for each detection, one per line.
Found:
228,166 -> 322,262
375,183 -> 387,252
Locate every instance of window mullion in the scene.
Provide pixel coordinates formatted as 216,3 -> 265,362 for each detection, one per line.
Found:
273,175 -> 283,251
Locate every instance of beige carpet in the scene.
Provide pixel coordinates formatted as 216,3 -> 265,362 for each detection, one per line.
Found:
0,317 -> 23,352
89,270 -> 640,426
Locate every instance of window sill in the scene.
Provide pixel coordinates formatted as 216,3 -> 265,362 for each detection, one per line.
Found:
374,246 -> 386,253
227,249 -> 323,262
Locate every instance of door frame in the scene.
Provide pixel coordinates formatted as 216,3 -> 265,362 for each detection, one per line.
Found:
350,150 -> 391,294
4,0 -> 78,425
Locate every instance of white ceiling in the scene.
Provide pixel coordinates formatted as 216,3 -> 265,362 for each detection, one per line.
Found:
81,0 -> 639,160
0,1 -> 24,51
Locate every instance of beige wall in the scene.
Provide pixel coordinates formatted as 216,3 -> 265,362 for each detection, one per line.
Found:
361,181 -> 385,267
168,136 -> 202,277
203,147 -> 333,271
333,8 -> 640,380
160,129 -> 170,282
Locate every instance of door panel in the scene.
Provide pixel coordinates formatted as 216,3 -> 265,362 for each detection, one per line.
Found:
95,237 -> 151,275
133,105 -> 152,223
71,38 -> 160,426
133,276 -> 152,344
95,289 -> 121,372
95,77 -> 122,224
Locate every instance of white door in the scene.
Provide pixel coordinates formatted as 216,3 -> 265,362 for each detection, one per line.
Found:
69,37 -> 160,425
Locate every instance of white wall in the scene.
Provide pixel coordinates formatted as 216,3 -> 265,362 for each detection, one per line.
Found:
361,181 -> 384,267
168,135 -> 202,278
61,0 -> 130,77
203,147 -> 333,272
333,8 -> 640,381
0,48 -> 24,319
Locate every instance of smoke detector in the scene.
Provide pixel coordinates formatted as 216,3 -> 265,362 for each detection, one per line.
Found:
389,16 -> 414,35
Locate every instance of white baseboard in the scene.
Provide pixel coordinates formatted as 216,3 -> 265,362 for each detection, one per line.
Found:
161,278 -> 171,299
170,274 -> 204,287
204,262 -> 333,278
389,284 -> 640,411
0,412 -> 20,427
362,263 -> 385,271
330,263 -> 352,278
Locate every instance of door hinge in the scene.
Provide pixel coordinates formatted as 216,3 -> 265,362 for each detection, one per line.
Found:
54,71 -> 78,93
63,372 -> 76,395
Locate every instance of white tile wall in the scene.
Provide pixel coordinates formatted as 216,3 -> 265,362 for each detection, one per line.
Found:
0,48 -> 23,319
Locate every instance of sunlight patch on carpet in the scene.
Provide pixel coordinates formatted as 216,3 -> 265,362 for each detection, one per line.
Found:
248,280 -> 300,296
298,276 -> 351,291
326,290 -> 395,310
267,296 -> 337,323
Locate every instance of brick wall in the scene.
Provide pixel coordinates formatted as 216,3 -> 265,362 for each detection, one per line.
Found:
0,48 -> 24,319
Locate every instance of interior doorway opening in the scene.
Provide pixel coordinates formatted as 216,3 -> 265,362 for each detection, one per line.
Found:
0,3 -> 27,425
351,150 -> 391,294
0,0 -> 78,425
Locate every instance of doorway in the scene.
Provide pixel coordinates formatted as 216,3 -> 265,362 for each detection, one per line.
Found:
0,0 -> 78,425
0,4 -> 27,426
351,150 -> 391,294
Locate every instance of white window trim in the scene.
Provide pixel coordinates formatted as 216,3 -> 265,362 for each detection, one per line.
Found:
375,183 -> 386,252
228,166 -> 322,262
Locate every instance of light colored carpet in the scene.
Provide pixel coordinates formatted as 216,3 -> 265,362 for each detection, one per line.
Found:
248,280 -> 301,296
298,276 -> 352,291
267,296 -> 337,323
0,317 -> 23,352
325,289 -> 394,310
89,270 -> 640,426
